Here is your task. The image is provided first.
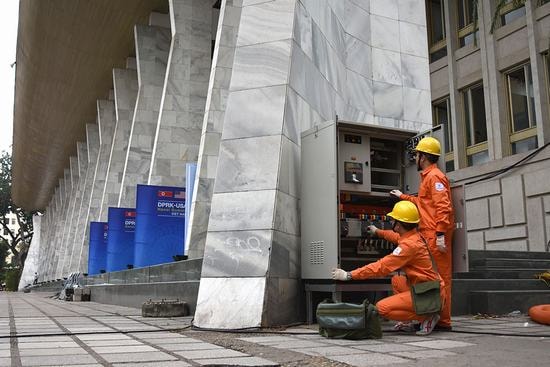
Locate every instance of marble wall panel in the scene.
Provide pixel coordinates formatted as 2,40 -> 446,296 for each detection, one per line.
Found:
194,277 -> 266,328
403,88 -> 431,123
345,34 -> 372,79
370,0 -> 398,19
149,0 -> 212,187
489,196 -> 504,227
372,48 -> 402,86
222,85 -> 286,140
99,68 -> 138,222
208,190 -> 277,232
343,0 -> 371,46
370,15 -> 399,53
401,54 -> 431,91
215,136 -> 281,193
230,39 -> 292,91
526,197 -> 547,252
398,0 -> 426,26
399,21 -> 429,58
284,86 -> 323,142
293,1 -> 313,60
277,135 -> 300,197
202,230 -> 272,277
372,81 -> 403,119
237,0 -> 295,47
119,24 -> 170,207
263,277 -> 303,326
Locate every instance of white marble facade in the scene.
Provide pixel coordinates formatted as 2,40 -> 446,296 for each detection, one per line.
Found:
37,0 -> 432,327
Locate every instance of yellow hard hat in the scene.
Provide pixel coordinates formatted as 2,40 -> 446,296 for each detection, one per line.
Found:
415,136 -> 441,156
387,201 -> 420,223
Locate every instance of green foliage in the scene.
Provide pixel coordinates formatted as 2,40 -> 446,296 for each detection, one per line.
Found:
4,267 -> 21,291
0,150 -> 34,270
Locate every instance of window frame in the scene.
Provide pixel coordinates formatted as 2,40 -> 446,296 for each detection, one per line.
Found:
462,83 -> 489,165
427,0 -> 447,62
505,63 -> 538,152
432,97 -> 455,168
497,0 -> 526,28
457,0 -> 478,48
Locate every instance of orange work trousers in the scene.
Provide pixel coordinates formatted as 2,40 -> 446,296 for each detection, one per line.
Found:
375,275 -> 447,322
422,229 -> 453,327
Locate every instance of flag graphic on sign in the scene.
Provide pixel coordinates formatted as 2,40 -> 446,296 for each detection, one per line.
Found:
174,190 -> 185,199
158,190 -> 173,198
125,211 -> 136,217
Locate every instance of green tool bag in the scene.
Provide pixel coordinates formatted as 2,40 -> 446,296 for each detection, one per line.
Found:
411,280 -> 441,315
316,299 -> 382,339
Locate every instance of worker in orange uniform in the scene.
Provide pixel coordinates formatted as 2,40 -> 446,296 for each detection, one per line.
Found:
332,201 -> 446,336
389,136 -> 454,330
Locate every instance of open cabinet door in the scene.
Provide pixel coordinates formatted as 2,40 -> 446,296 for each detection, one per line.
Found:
301,120 -> 339,279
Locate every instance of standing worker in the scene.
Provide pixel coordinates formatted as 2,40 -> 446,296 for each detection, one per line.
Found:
389,136 -> 454,330
332,201 -> 446,335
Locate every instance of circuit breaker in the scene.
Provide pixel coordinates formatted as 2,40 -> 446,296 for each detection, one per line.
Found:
301,119 -> 446,280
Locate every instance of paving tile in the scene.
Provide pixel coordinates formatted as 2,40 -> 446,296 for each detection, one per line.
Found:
160,342 -> 223,351
141,337 -> 200,344
352,343 -> 421,353
17,341 -> 80,349
330,352 -> 410,366
0,357 -> 9,367
406,339 -> 476,349
20,354 -> 97,366
238,336 -> 297,344
322,339 -> 383,346
18,347 -> 88,356
269,340 -> 329,349
92,345 -> 158,354
392,349 -> 457,359
77,333 -> 133,341
81,339 -> 144,347
381,335 -> 431,343
292,345 -> 367,357
196,356 -> 278,366
17,336 -> 73,342
0,350 -> 9,358
113,362 -> 191,367
175,348 -> 247,360
130,332 -> 181,339
101,351 -> 178,363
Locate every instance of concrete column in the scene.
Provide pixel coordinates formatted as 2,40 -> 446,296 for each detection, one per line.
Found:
45,189 -> 60,280
59,156 -> 81,276
63,142 -> 89,275
443,0 -> 468,169
54,169 -> 73,278
194,0 -> 299,329
186,0 -> 242,259
70,124 -> 100,273
37,199 -> 53,280
526,0 -> 550,145
18,214 -> 42,289
118,18 -> 171,207
77,101 -> 117,272
479,0 -> 509,159
148,0 -> 212,187
99,64 -> 139,221
49,178 -> 67,278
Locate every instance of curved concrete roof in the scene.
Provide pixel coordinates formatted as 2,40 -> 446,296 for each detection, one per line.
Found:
12,0 -> 167,211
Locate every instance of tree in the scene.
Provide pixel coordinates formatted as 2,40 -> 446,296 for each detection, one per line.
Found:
0,151 -> 34,271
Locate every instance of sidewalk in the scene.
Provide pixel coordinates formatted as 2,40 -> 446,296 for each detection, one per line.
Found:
1,292 -> 548,366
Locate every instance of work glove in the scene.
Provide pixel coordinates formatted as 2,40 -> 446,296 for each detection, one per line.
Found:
367,225 -> 379,237
332,268 -> 350,281
390,189 -> 403,198
436,234 -> 446,253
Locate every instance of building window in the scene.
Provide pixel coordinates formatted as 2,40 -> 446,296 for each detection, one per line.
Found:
506,63 -> 538,154
433,98 -> 455,171
458,0 -> 478,47
539,0 -> 550,5
11,218 -> 16,225
427,0 -> 447,62
463,84 -> 489,166
496,0 -> 526,29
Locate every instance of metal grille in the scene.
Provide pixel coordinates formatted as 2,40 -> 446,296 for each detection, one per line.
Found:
309,241 -> 325,265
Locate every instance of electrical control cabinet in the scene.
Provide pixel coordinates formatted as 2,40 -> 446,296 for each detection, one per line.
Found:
301,120 -> 446,280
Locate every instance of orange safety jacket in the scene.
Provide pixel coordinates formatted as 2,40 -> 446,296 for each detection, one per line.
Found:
350,229 -> 443,287
400,164 -> 454,234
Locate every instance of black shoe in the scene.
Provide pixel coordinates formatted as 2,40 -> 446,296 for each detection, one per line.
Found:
434,324 -> 452,331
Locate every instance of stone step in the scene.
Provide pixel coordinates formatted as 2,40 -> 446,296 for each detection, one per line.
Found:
454,269 -> 548,279
471,258 -> 550,269
88,280 -> 200,314
469,290 -> 550,315
452,279 -> 549,315
86,258 -> 203,285
468,250 -> 550,263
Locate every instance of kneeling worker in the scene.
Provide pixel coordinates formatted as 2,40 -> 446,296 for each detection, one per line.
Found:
331,201 -> 446,336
